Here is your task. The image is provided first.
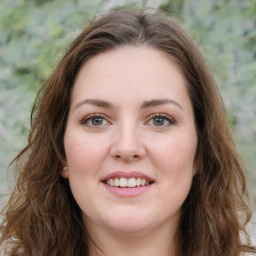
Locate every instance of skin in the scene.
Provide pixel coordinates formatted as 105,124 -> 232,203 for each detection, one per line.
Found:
63,46 -> 198,256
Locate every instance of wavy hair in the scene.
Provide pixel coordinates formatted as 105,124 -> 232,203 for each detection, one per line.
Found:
0,8 -> 255,256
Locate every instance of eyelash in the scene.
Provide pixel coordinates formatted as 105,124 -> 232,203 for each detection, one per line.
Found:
79,113 -> 176,127
146,113 -> 176,127
80,114 -> 110,127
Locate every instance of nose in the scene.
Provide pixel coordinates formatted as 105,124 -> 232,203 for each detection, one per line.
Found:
110,123 -> 146,161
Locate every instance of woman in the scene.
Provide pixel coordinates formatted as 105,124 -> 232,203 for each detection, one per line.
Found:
0,8 -> 255,256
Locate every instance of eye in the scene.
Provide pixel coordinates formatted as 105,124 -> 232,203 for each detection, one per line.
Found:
147,114 -> 175,127
80,114 -> 110,127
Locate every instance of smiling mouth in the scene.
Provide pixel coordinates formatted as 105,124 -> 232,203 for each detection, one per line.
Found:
103,177 -> 154,188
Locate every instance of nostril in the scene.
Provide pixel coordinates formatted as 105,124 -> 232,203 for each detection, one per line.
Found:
113,154 -> 141,161
111,146 -> 145,160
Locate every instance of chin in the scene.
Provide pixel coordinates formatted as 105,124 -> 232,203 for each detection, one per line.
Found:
104,218 -> 153,235
86,207 -> 156,235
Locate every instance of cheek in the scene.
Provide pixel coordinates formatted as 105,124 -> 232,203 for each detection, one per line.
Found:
63,134 -> 104,207
154,138 -> 195,207
64,131 -> 108,174
152,135 -> 197,169
151,132 -> 197,196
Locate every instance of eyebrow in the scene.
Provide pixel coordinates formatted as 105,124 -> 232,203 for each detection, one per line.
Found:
140,99 -> 183,110
74,99 -> 113,109
74,98 -> 183,110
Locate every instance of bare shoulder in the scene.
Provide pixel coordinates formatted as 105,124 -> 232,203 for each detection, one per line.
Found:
0,240 -> 13,256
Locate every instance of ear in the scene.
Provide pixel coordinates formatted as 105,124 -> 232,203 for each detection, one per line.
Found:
60,166 -> 69,179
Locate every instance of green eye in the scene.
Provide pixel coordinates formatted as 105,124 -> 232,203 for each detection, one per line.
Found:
80,114 -> 110,127
91,117 -> 104,126
147,114 -> 175,127
153,117 -> 165,126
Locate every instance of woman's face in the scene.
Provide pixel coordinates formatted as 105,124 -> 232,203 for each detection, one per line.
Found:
64,46 -> 197,237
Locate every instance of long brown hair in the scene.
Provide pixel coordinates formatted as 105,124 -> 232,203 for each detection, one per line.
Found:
0,8 -> 255,256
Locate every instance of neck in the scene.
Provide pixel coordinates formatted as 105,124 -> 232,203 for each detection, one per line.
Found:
87,223 -> 178,256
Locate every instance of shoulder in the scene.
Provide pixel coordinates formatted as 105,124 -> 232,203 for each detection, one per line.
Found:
0,243 -> 10,256
0,239 -> 21,256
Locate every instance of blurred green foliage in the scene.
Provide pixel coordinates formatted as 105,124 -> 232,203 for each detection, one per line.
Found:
160,0 -> 256,201
0,0 -> 255,202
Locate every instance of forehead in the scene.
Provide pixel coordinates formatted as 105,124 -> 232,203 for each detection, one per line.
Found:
71,46 -> 191,109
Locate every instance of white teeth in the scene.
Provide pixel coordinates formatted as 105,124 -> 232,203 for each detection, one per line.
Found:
114,177 -> 119,186
119,177 -> 127,187
105,177 -> 152,187
109,178 -> 114,186
127,178 -> 136,188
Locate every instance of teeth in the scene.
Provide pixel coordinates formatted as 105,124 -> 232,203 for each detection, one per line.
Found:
119,177 -> 127,187
105,177 -> 152,187
127,178 -> 136,188
114,177 -> 119,186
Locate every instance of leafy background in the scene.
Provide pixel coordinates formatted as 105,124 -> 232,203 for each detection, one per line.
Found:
0,0 -> 255,242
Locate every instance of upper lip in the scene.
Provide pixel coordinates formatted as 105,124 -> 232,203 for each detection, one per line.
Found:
101,171 -> 154,182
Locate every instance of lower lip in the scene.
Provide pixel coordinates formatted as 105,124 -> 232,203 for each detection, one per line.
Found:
102,182 -> 153,197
